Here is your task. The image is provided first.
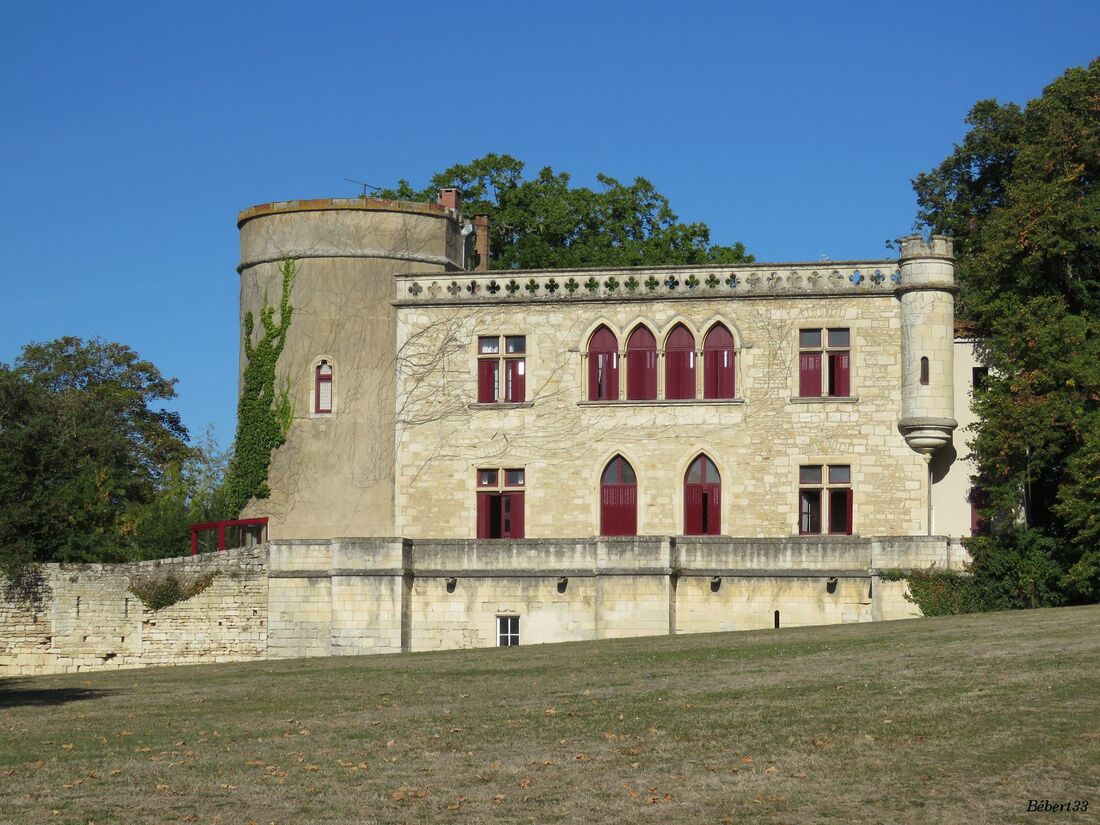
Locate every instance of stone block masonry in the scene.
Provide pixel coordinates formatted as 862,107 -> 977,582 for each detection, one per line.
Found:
1,536 -> 957,676
0,547 -> 268,677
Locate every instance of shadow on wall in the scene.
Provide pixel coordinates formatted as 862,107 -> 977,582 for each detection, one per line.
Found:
0,678 -> 118,709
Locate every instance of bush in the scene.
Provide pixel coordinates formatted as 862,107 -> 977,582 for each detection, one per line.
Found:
129,571 -> 216,611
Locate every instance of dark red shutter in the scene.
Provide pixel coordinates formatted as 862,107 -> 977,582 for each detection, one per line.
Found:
799,352 -> 822,397
601,484 -> 637,536
684,485 -> 702,535
666,326 -> 696,400
706,483 -> 721,534
505,358 -> 525,402
845,488 -> 854,535
588,327 -> 618,400
478,359 -> 497,403
703,326 -> 735,400
832,352 -> 850,397
627,328 -> 657,400
476,493 -> 492,538
507,492 -> 525,538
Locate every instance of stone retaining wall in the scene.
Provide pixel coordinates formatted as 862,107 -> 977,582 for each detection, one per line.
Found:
2,536 -> 957,675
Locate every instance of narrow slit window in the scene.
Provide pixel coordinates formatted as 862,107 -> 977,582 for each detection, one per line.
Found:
920,356 -> 930,386
315,360 -> 333,413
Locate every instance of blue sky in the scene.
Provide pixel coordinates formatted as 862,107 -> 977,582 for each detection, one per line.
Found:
1,1 -> 1097,449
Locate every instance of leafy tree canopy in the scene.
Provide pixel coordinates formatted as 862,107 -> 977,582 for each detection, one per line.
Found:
912,58 -> 1100,605
378,153 -> 753,270
0,338 -> 226,579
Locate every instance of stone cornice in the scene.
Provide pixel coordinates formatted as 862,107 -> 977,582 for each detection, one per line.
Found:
394,260 -> 901,306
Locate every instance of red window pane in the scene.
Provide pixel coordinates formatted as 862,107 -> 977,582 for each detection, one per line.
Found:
703,325 -> 735,400
665,325 -> 696,400
504,358 -> 525,402
626,327 -> 657,400
478,469 -> 498,487
504,469 -> 524,487
588,326 -> 619,401
799,352 -> 822,397
477,359 -> 498,403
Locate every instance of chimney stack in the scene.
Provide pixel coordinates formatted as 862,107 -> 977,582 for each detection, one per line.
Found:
474,214 -> 490,272
437,188 -> 462,213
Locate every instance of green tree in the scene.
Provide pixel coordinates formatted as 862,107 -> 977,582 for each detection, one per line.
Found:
912,58 -> 1100,606
378,153 -> 753,269
0,338 -> 196,578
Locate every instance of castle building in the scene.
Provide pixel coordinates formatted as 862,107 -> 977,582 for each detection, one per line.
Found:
233,192 -> 982,655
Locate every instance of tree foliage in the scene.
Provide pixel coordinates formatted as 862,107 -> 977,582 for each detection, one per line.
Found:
378,153 -> 753,270
913,58 -> 1100,606
0,338 -> 221,578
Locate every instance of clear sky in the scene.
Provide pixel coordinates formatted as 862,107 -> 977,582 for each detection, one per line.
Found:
1,1 -> 1097,449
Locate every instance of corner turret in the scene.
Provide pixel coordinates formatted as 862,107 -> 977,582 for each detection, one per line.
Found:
896,234 -> 958,455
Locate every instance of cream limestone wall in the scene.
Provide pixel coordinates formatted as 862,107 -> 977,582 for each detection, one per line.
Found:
237,200 -> 463,539
931,338 -> 982,540
0,548 -> 267,677
393,293 -> 928,539
2,537 -> 949,674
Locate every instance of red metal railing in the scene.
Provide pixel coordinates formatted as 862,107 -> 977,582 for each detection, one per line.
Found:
190,518 -> 268,555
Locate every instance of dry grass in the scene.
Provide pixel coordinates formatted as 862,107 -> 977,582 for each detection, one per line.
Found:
1,606 -> 1098,824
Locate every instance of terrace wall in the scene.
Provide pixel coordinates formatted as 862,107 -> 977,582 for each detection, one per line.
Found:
1,536 -> 955,675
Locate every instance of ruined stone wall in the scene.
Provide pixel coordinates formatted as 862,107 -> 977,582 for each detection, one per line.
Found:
0,547 -> 267,677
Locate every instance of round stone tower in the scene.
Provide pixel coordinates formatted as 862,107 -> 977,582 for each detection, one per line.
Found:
896,234 -> 958,455
237,197 -> 464,539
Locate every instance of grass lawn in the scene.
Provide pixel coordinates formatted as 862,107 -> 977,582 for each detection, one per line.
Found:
2,606 -> 1098,824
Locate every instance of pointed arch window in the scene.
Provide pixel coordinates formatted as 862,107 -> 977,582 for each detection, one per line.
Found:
315,360 -> 333,414
600,455 -> 637,536
684,455 -> 720,535
665,324 -> 696,400
703,324 -> 735,399
626,326 -> 657,400
587,326 -> 619,401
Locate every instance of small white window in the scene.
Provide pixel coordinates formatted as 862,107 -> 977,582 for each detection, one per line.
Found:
497,615 -> 519,646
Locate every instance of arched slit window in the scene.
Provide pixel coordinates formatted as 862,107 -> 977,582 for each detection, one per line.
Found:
665,324 -> 696,400
315,360 -> 333,414
626,326 -> 657,401
920,356 -> 930,386
587,326 -> 619,401
600,455 -> 637,536
684,454 -> 720,535
703,324 -> 735,399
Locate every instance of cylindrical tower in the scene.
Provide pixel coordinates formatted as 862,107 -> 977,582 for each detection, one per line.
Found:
897,234 -> 958,455
237,197 -> 464,539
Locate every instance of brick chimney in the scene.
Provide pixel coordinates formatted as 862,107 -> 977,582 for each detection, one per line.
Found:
474,214 -> 490,272
438,188 -> 462,213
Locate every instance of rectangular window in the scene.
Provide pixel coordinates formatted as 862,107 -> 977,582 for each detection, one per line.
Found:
799,464 -> 852,534
972,367 -> 989,390
478,335 -> 525,403
799,328 -> 850,398
497,615 -> 520,646
476,468 -> 526,538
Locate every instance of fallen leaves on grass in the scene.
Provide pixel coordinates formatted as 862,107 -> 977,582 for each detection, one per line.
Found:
392,787 -> 431,801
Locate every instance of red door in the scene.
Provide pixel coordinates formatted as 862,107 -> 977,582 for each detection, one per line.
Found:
600,456 -> 637,536
684,455 -> 721,535
665,324 -> 696,400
